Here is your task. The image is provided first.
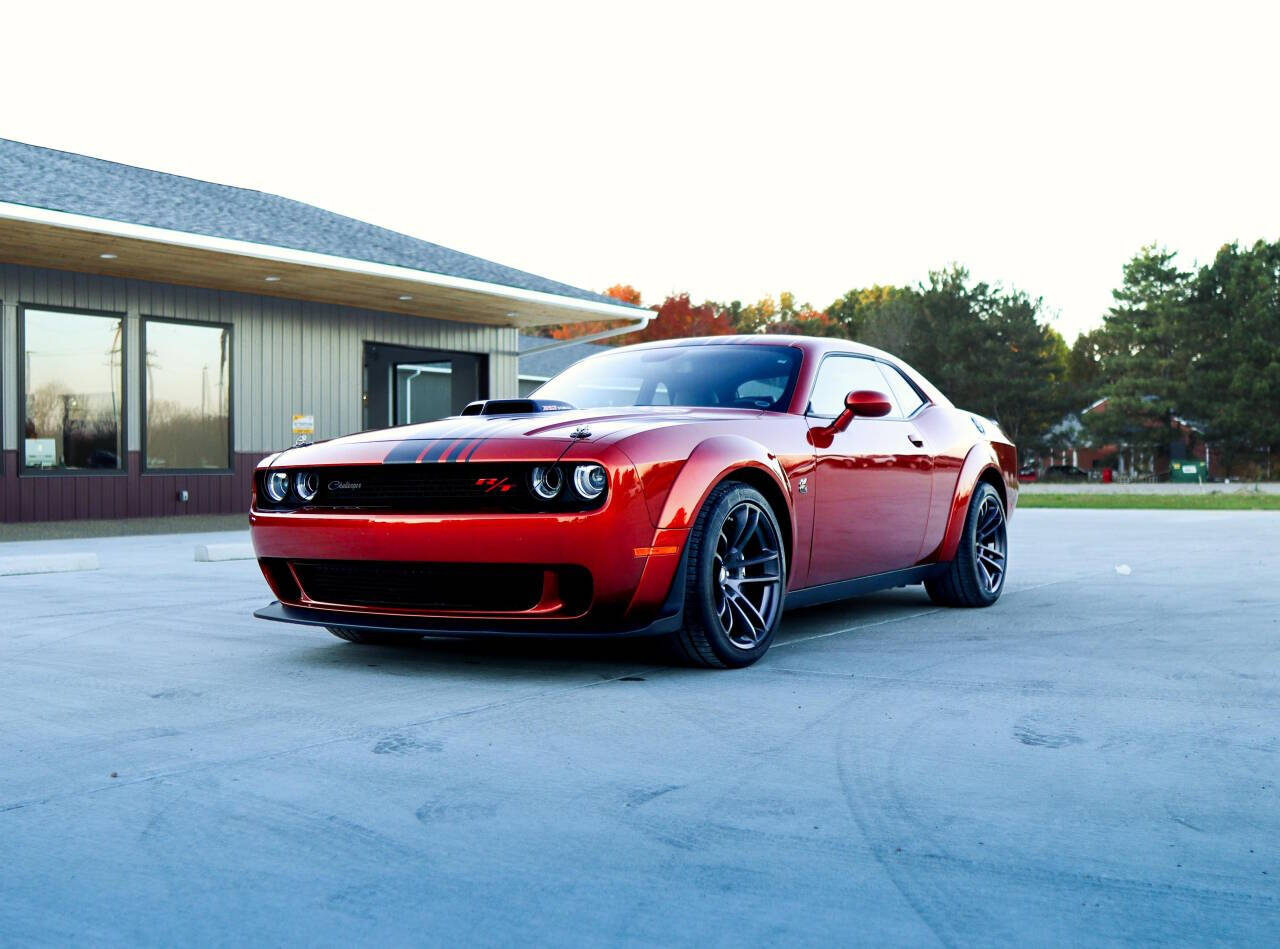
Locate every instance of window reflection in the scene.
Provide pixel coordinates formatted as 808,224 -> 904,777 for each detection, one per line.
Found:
145,320 -> 231,469
23,309 -> 124,470
808,356 -> 891,417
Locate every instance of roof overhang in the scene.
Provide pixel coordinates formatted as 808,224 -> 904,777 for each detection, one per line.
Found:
0,201 -> 648,328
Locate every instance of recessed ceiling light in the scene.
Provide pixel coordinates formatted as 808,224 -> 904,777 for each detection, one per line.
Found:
398,294 -> 413,301
99,252 -> 117,260
264,275 -> 281,282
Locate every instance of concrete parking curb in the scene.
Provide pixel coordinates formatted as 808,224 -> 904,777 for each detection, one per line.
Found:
194,543 -> 256,562
0,552 -> 100,577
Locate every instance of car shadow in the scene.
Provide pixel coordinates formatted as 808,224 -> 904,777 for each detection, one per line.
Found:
282,629 -> 674,677
276,587 -> 936,677
772,587 -> 938,644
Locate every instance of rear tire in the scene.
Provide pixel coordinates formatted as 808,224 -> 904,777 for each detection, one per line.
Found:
326,626 -> 421,646
925,481 -> 1007,608
668,482 -> 786,669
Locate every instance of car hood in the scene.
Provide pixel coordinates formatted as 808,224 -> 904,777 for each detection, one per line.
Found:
268,406 -> 766,467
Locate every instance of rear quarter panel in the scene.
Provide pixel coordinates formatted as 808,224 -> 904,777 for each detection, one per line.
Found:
924,414 -> 1018,564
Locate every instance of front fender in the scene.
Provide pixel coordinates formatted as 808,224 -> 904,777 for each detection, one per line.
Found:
653,435 -> 793,531
936,442 -> 1010,563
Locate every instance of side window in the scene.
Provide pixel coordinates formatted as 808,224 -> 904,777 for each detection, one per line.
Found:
876,363 -> 926,417
807,356 -> 896,417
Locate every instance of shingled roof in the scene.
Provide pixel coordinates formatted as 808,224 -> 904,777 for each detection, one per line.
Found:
0,137 -> 623,308
517,333 -> 615,379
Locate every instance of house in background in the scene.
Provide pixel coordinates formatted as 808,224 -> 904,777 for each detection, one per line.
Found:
0,139 -> 646,522
1040,396 -> 1221,479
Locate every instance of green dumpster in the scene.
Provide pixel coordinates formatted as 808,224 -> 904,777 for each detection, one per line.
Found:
1169,460 -> 1207,482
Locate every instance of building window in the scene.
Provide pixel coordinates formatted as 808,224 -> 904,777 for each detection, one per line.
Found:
22,308 -> 125,471
144,319 -> 232,470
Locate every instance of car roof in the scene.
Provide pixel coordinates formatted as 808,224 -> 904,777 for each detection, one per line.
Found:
615,334 -> 878,357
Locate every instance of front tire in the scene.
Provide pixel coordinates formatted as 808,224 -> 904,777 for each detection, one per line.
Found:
925,481 -> 1008,607
326,626 -> 422,646
669,482 -> 786,668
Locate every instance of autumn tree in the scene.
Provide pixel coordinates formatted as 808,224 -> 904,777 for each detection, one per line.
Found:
628,293 -> 734,343
545,283 -> 644,340
603,284 -> 642,305
729,292 -> 826,334
825,285 -> 906,340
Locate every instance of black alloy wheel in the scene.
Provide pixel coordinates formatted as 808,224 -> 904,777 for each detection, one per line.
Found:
925,481 -> 1008,608
671,482 -> 786,668
972,491 -> 1008,594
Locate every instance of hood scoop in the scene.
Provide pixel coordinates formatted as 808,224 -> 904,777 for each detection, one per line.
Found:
460,398 -> 574,416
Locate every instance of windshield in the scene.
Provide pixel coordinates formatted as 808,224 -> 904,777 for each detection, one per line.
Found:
533,344 -> 802,412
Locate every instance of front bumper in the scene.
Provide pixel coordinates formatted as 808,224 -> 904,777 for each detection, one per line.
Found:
253,583 -> 687,639
249,447 -> 690,631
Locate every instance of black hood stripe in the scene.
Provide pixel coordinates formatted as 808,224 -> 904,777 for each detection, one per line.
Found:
450,416 -> 528,462
438,437 -> 475,463
381,419 -> 485,464
380,416 -> 561,465
384,440 -> 427,464
419,436 -> 467,464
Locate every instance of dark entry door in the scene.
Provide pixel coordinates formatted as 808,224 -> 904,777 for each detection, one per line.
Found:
363,344 -> 487,430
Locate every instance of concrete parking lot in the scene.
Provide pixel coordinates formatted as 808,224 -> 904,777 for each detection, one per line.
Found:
1,510 -> 1277,946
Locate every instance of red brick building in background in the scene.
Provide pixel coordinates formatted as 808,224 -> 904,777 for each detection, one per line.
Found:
1039,397 -> 1224,481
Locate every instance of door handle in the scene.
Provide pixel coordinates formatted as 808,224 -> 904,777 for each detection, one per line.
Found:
907,431 -> 924,448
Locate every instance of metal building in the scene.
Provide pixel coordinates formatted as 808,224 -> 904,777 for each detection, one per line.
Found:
0,139 -> 644,522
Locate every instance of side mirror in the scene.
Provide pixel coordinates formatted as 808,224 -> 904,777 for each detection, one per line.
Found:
846,390 -> 893,418
826,389 -> 892,433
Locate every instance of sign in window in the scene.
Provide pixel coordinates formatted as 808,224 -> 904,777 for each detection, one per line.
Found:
22,308 -> 124,471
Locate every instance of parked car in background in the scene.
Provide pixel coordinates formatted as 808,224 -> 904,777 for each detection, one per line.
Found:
251,336 -> 1019,668
1042,464 -> 1090,483
1018,464 -> 1039,482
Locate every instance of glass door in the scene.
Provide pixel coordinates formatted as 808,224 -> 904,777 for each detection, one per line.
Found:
362,343 -> 487,429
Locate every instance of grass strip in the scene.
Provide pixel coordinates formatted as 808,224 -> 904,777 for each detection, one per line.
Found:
1019,492 -> 1280,510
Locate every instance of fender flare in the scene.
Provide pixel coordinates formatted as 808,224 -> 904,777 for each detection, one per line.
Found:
656,435 -> 796,568
937,443 -> 1006,563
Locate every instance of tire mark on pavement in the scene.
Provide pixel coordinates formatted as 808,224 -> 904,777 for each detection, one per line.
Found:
0,664 -> 667,814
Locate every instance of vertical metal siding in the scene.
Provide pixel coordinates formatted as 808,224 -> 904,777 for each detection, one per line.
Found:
0,263 -> 518,458
1,299 -> 16,454
0,263 -> 522,521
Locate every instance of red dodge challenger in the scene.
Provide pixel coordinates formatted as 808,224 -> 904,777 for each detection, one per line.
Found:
252,336 -> 1017,667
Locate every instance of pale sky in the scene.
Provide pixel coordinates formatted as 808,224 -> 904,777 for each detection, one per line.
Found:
5,1 -> 1278,341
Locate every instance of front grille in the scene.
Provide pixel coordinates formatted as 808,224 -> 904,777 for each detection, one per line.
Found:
259,463 -> 603,513
289,560 -> 591,614
319,464 -> 532,511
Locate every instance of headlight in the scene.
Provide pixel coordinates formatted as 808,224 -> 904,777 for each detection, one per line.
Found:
294,471 -> 319,503
572,463 -> 608,500
530,465 -> 563,500
264,471 -> 290,503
